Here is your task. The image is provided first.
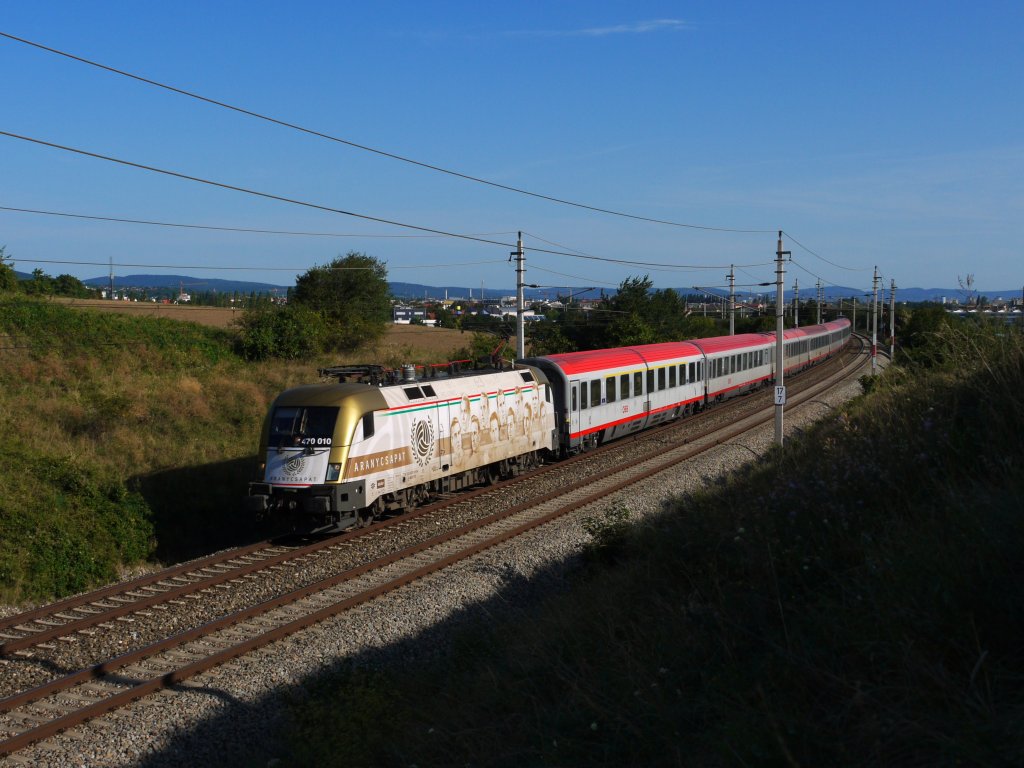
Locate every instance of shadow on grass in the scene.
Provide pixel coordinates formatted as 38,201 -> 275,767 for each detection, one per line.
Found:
133,456 -> 269,564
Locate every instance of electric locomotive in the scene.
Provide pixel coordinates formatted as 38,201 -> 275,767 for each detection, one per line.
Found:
246,365 -> 556,531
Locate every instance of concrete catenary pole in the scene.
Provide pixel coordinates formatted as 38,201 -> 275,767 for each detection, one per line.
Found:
871,266 -> 879,376
794,278 -> 800,327
728,265 -> 736,335
816,279 -> 823,324
515,232 -> 526,359
775,232 -> 789,446
890,279 -> 896,360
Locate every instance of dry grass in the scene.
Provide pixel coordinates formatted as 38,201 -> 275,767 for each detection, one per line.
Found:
53,296 -> 470,359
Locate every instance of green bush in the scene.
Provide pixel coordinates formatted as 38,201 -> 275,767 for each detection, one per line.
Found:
235,304 -> 326,360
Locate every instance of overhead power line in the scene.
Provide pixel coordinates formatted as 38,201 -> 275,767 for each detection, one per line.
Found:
0,130 -> 766,271
7,257 -> 507,272
0,30 -> 772,235
0,204 -> 515,239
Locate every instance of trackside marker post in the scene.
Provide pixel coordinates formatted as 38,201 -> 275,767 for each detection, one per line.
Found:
774,386 -> 787,406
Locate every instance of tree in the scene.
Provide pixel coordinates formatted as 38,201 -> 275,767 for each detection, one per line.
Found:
53,274 -> 90,298
291,251 -> 391,351
0,247 -> 17,292
235,303 -> 326,361
23,268 -> 54,296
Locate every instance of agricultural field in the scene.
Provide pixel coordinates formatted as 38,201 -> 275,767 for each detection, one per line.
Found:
51,297 -> 469,358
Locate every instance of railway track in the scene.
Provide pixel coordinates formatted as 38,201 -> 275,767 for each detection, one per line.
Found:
0,337 -> 870,758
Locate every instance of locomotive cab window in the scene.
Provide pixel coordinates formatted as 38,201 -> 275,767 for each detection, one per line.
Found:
269,405 -> 339,448
361,413 -> 375,440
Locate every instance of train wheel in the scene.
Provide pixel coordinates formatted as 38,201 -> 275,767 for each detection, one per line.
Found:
358,498 -> 382,527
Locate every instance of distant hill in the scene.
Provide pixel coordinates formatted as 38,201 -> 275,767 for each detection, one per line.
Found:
14,271 -> 1019,304
80,274 -> 288,294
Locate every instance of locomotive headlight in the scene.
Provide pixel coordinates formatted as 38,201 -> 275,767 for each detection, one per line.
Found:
326,463 -> 342,482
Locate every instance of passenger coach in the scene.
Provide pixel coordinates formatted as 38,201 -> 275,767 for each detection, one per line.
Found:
520,317 -> 850,455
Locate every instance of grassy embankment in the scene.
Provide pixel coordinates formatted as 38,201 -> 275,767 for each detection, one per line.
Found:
0,297 -> 463,605
283,322 -> 1024,766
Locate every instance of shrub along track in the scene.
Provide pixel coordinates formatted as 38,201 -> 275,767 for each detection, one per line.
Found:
0,337 -> 868,757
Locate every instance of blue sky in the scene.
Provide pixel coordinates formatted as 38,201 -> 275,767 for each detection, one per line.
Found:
1,1 -> 1021,297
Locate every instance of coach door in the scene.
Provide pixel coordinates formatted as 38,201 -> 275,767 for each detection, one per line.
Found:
569,379 -> 581,441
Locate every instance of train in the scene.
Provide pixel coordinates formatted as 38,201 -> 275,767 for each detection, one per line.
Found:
245,317 -> 851,531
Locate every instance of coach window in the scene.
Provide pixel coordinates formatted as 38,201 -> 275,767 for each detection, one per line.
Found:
591,380 -> 601,406
689,362 -> 695,382
571,387 -> 577,411
647,370 -> 654,394
620,374 -> 629,399
657,367 -> 666,390
680,364 -> 686,383
606,376 -> 616,403
580,382 -> 588,410
633,371 -> 643,396
669,366 -> 677,388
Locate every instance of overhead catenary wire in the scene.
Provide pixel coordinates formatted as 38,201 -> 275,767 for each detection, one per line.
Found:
782,230 -> 867,272
0,31 -> 773,235
0,130 -> 766,272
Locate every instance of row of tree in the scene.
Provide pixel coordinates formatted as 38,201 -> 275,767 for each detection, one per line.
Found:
0,249 -> 92,298
4,245 -> 948,365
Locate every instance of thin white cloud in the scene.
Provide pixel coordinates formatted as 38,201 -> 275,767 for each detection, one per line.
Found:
509,19 -> 688,38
